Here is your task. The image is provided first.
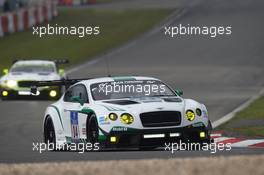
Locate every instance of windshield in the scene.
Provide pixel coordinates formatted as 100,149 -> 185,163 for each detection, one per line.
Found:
11,64 -> 55,73
91,80 -> 176,101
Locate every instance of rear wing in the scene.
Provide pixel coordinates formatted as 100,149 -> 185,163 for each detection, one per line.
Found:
52,59 -> 70,72
18,78 -> 92,87
54,59 -> 69,64
53,59 -> 69,66
18,78 -> 90,95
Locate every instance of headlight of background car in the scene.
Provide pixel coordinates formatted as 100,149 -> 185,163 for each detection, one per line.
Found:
6,80 -> 17,88
186,110 -> 195,121
120,113 -> 134,124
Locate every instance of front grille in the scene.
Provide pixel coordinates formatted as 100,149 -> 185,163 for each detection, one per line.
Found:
140,111 -> 181,127
17,81 -> 35,88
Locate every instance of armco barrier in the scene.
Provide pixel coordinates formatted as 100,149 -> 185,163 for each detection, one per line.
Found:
7,13 -> 15,33
58,0 -> 96,6
1,15 -> 8,34
0,1 -> 57,37
17,9 -> 24,31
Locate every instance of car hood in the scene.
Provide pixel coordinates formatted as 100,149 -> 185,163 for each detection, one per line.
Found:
95,97 -> 185,114
0,72 -> 60,82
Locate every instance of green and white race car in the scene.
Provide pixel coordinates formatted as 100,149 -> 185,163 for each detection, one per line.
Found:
38,76 -> 212,150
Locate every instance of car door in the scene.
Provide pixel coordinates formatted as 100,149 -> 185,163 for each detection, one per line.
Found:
62,84 -> 89,143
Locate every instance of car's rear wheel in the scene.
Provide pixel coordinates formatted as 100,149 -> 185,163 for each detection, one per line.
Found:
44,116 -> 56,149
87,114 -> 99,144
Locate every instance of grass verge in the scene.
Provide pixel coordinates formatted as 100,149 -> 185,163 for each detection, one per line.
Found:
217,96 -> 264,137
0,8 -> 173,71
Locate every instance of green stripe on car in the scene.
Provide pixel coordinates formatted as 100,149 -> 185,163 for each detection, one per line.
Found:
49,105 -> 64,130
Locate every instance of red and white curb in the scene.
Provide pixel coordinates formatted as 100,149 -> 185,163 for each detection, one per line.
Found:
211,132 -> 264,148
58,0 -> 96,6
0,0 -> 57,38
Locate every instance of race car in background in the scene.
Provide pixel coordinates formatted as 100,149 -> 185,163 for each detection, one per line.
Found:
0,59 -> 68,100
22,76 -> 212,150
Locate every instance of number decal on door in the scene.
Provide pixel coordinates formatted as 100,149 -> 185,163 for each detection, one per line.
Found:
70,111 -> 79,142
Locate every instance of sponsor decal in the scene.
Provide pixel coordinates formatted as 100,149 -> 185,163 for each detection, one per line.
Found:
112,126 -> 128,132
99,116 -> 110,125
82,128 -> 86,135
192,122 -> 204,127
202,110 -> 208,118
70,111 -> 80,142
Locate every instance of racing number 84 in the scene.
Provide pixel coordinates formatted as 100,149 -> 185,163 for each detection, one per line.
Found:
70,111 -> 79,140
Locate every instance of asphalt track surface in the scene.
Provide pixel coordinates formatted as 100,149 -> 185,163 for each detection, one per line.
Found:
1,0 -> 264,163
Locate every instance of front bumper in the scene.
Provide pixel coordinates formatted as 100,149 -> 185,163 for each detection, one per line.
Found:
0,87 -> 61,100
101,125 -> 211,148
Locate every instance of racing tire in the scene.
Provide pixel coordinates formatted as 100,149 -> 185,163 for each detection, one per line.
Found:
87,114 -> 99,144
44,116 -> 57,150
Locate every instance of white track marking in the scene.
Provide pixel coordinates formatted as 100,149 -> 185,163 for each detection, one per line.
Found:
231,139 -> 264,147
212,88 -> 264,128
214,137 -> 235,143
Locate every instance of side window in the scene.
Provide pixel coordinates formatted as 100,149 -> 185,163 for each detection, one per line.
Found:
64,87 -> 73,102
64,84 -> 89,103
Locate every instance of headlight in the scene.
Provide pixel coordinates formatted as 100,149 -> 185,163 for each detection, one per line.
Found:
186,110 -> 195,121
2,91 -> 8,97
49,90 -> 57,97
120,113 -> 134,125
109,113 -> 118,121
196,108 -> 202,116
6,80 -> 17,88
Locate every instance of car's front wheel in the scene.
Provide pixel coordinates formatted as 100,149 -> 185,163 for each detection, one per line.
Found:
86,114 -> 99,144
44,116 -> 56,149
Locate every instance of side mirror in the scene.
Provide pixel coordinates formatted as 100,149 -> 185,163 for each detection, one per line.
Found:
71,96 -> 84,106
2,69 -> 8,75
175,90 -> 183,96
59,69 -> 65,76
